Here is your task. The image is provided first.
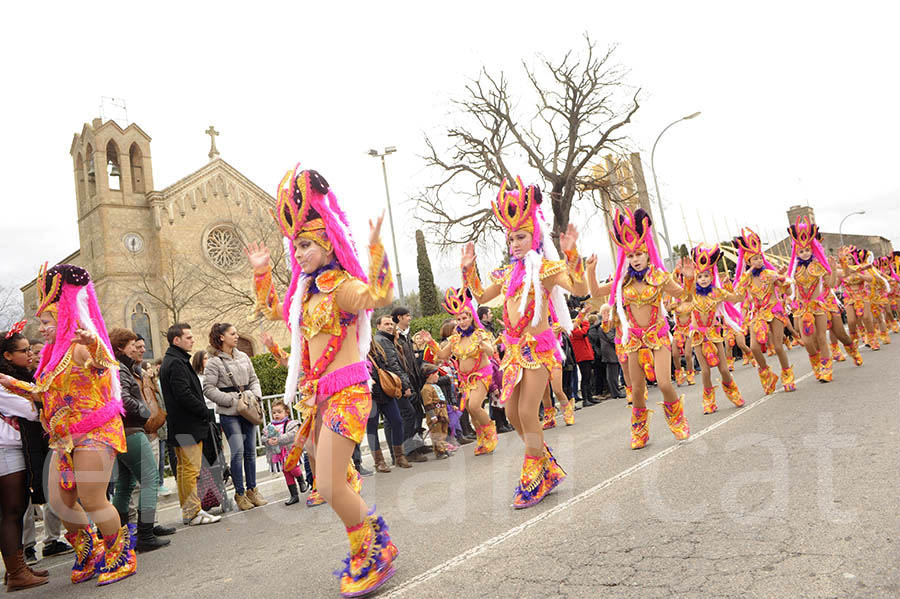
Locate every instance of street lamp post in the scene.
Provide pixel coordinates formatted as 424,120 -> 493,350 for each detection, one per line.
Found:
650,111 -> 701,269
368,146 -> 404,297
838,210 -> 865,248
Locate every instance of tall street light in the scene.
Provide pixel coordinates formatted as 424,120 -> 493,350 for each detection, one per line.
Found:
368,146 -> 404,297
650,111 -> 701,268
839,210 -> 865,248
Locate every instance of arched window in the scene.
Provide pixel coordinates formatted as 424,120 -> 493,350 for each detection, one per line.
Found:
129,143 -> 144,193
130,303 -> 154,359
106,140 -> 121,191
86,144 -> 97,196
75,153 -> 86,212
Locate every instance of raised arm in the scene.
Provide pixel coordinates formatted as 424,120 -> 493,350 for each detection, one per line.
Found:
247,242 -> 284,322
461,243 -> 502,304
543,224 -> 588,296
335,214 -> 395,312
421,331 -> 453,362
586,255 -> 613,299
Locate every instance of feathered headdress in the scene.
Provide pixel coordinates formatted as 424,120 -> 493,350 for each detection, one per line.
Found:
691,243 -> 742,332
786,216 -> 830,277
32,263 -> 122,407
892,251 -> 900,281
607,207 -> 667,343
272,164 -> 373,404
733,227 -> 776,276
491,176 -> 540,247
443,287 -> 484,330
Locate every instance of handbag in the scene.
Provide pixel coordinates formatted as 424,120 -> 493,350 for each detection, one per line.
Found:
218,355 -> 264,425
369,342 -> 403,399
141,374 -> 167,435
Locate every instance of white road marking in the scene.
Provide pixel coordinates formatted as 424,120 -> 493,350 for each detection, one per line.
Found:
381,370 -> 815,597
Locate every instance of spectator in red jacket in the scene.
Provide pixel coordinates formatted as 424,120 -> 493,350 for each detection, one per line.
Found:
570,306 -> 597,405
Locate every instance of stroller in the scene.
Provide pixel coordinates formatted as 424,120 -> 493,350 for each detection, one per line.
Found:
197,412 -> 235,513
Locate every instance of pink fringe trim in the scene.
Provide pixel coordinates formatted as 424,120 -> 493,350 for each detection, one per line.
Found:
67,400 -> 124,436
314,361 -> 370,404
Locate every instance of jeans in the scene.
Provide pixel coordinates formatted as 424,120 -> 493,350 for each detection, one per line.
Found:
367,397 -> 405,451
23,502 -> 63,550
113,431 -> 159,524
220,414 -> 257,495
128,435 -> 161,524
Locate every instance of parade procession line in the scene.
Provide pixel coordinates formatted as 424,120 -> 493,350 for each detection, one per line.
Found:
381,370 -> 816,598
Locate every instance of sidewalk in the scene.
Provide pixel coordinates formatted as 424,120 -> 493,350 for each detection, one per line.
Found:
155,426 -> 396,508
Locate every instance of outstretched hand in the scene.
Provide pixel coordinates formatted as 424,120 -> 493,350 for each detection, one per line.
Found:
559,224 -> 579,253
245,241 -> 271,274
585,254 -> 598,271
461,243 -> 476,270
73,328 -> 96,347
261,332 -> 276,350
369,212 -> 385,246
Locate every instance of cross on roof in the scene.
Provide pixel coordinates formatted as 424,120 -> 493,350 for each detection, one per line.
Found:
206,125 -> 220,161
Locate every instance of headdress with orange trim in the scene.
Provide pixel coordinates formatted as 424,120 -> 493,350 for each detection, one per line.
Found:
892,251 -> 900,280
690,242 -> 743,331
786,216 -> 830,277
442,287 -> 484,330
732,227 -> 775,275
607,207 -> 666,307
491,176 -> 541,250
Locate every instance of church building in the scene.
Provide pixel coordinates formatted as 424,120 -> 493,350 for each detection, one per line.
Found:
20,118 -> 291,359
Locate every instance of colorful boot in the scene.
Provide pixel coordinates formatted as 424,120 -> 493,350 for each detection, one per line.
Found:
757,366 -> 778,395
541,443 -> 567,496
630,406 -> 651,450
97,524 -> 137,586
625,386 -> 633,406
542,405 -> 557,430
674,368 -> 686,386
702,387 -> 718,414
868,332 -> 881,351
880,330 -> 891,345
727,357 -> 735,371
818,355 -> 833,383
337,510 -> 396,597
808,352 -> 822,380
370,507 -> 399,562
742,353 -> 751,366
512,453 -> 547,509
781,366 -> 796,392
562,398 -> 575,426
685,370 -> 696,385
831,342 -> 846,362
307,479 -> 327,507
482,422 -> 498,454
722,379 -> 745,407
65,526 -> 105,584
661,395 -> 690,440
847,344 -> 863,366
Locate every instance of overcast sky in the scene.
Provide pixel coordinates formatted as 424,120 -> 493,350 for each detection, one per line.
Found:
3,1 -> 898,295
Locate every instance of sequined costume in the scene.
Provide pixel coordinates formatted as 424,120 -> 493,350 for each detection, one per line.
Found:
600,207 -> 690,449
463,176 -> 587,509
3,263 -> 132,585
253,165 -> 396,597
733,228 -> 795,393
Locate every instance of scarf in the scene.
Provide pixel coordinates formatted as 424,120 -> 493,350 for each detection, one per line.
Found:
306,260 -> 340,295
751,267 -> 765,277
627,265 -> 649,281
797,256 -> 814,268
456,324 -> 476,338
696,283 -> 714,296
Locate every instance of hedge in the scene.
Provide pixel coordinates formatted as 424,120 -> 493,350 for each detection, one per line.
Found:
251,350 -> 288,396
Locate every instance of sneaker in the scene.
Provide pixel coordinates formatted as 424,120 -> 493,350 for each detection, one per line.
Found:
157,485 -> 174,496
187,510 -> 221,526
40,539 -> 74,557
356,464 -> 374,477
24,547 -> 39,565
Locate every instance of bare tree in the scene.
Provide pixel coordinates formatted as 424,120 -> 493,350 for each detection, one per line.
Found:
417,35 -> 640,252
0,285 -> 24,330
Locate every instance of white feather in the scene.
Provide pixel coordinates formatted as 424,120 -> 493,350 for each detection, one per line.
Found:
282,277 -> 309,405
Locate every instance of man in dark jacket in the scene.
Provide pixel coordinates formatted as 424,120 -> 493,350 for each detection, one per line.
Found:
370,315 -> 416,468
391,307 -> 428,459
159,323 -> 220,526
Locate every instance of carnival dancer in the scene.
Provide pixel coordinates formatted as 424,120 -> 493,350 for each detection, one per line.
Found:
839,246 -> 879,351
668,267 -> 695,386
681,245 -> 746,413
246,165 -> 397,597
541,306 -> 578,428
720,271 -> 755,370
785,217 -> 837,382
871,256 -> 894,344
461,177 -> 587,508
0,264 -> 135,585
732,228 -> 796,394
589,208 -> 691,449
420,287 -> 498,454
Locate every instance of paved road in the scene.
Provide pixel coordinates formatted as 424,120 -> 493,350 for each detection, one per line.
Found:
27,341 -> 900,598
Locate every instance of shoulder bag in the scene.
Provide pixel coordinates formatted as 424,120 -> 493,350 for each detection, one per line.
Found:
218,355 -> 264,425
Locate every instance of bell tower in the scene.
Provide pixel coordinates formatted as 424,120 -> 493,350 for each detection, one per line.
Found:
69,117 -> 156,296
